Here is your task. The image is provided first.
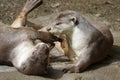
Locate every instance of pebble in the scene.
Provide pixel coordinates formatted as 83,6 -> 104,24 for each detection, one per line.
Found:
0,4 -> 4,7
51,2 -> 61,8
116,18 -> 120,22
95,14 -> 101,17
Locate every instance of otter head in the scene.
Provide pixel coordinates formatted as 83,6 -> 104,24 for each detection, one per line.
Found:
12,42 -> 49,75
47,10 -> 80,34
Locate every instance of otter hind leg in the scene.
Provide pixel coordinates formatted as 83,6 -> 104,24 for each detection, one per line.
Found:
11,0 -> 42,28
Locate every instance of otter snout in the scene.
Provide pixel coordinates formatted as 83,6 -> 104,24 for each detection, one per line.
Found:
47,27 -> 51,31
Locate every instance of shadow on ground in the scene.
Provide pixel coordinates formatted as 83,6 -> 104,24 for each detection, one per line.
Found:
85,45 -> 120,72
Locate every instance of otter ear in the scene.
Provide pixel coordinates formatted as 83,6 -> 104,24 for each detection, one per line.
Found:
70,17 -> 79,25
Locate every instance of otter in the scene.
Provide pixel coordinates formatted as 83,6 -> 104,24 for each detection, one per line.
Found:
47,10 -> 113,73
0,0 -> 61,75
0,25 -> 50,75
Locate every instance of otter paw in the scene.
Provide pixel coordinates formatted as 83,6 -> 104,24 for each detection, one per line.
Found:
63,66 -> 80,73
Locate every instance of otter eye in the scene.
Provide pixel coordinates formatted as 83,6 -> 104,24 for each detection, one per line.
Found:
56,22 -> 62,25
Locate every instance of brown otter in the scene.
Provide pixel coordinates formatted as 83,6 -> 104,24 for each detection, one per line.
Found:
0,0 -> 61,75
47,10 -> 113,73
0,25 -> 50,75
0,24 -> 61,75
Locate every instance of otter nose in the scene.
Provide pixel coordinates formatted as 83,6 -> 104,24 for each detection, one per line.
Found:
47,27 -> 51,31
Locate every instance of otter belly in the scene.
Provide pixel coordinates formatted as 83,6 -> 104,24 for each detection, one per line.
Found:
11,41 -> 34,68
71,27 -> 88,56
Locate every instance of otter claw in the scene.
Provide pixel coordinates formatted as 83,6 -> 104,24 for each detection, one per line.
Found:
63,66 -> 80,73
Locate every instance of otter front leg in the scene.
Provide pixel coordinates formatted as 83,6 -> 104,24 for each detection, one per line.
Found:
63,57 -> 91,73
63,46 -> 93,73
11,0 -> 42,28
26,30 -> 62,47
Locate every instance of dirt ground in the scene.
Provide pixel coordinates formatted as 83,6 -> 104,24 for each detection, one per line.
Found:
0,0 -> 120,30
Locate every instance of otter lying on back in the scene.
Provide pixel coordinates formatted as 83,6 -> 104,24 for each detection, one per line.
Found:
0,23 -> 62,75
0,25 -> 50,75
47,10 -> 113,73
0,0 -> 61,75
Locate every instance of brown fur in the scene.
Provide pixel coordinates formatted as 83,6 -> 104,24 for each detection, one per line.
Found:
1,0 -> 62,75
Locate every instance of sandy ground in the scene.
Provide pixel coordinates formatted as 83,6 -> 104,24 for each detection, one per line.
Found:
0,0 -> 120,30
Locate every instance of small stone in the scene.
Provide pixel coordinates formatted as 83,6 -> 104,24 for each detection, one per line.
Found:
0,4 -> 4,7
116,18 -> 120,22
51,2 -> 61,8
95,14 -> 101,17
